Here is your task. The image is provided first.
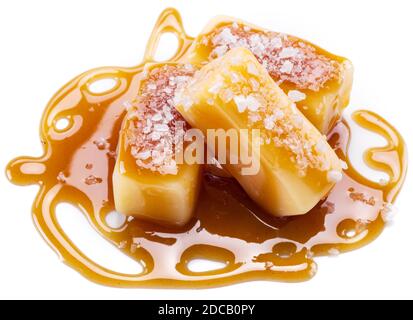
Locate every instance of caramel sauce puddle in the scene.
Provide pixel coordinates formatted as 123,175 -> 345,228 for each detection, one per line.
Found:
6,8 -> 407,288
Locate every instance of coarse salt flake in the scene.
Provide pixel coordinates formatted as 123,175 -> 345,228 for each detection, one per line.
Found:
327,170 -> 343,183
212,45 -> 228,58
246,95 -> 261,111
340,160 -> 348,170
247,62 -> 260,76
264,115 -> 275,130
270,36 -> 283,49
151,113 -> 163,121
234,95 -> 248,113
288,90 -> 307,102
147,83 -> 157,90
280,60 -> 294,74
136,150 -> 151,160
279,47 -> 299,59
208,78 -> 224,94
154,124 -> 169,132
180,96 -> 194,111
273,109 -> 285,120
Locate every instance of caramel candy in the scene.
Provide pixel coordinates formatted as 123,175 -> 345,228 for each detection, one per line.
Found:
175,48 -> 342,216
113,64 -> 201,226
186,17 -> 353,133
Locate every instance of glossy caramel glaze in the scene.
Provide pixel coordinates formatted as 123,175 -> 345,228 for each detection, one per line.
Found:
6,8 -> 407,287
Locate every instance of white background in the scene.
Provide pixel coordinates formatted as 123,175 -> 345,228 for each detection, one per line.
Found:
1,0 -> 412,300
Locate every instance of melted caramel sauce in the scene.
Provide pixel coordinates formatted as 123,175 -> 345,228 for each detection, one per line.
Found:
6,8 -> 407,287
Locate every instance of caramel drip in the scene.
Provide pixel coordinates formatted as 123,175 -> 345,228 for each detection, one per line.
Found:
6,8 -> 407,288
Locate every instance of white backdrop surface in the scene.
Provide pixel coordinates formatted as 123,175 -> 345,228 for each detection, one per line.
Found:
0,0 -> 412,299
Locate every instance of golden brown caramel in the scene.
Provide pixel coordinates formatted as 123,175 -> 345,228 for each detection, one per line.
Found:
6,8 -> 407,287
113,63 -> 201,226
176,47 -> 343,217
186,16 -> 353,134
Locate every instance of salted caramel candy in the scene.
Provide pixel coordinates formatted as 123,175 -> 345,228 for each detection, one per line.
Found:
113,64 -> 201,226
175,47 -> 342,216
186,17 -> 353,133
